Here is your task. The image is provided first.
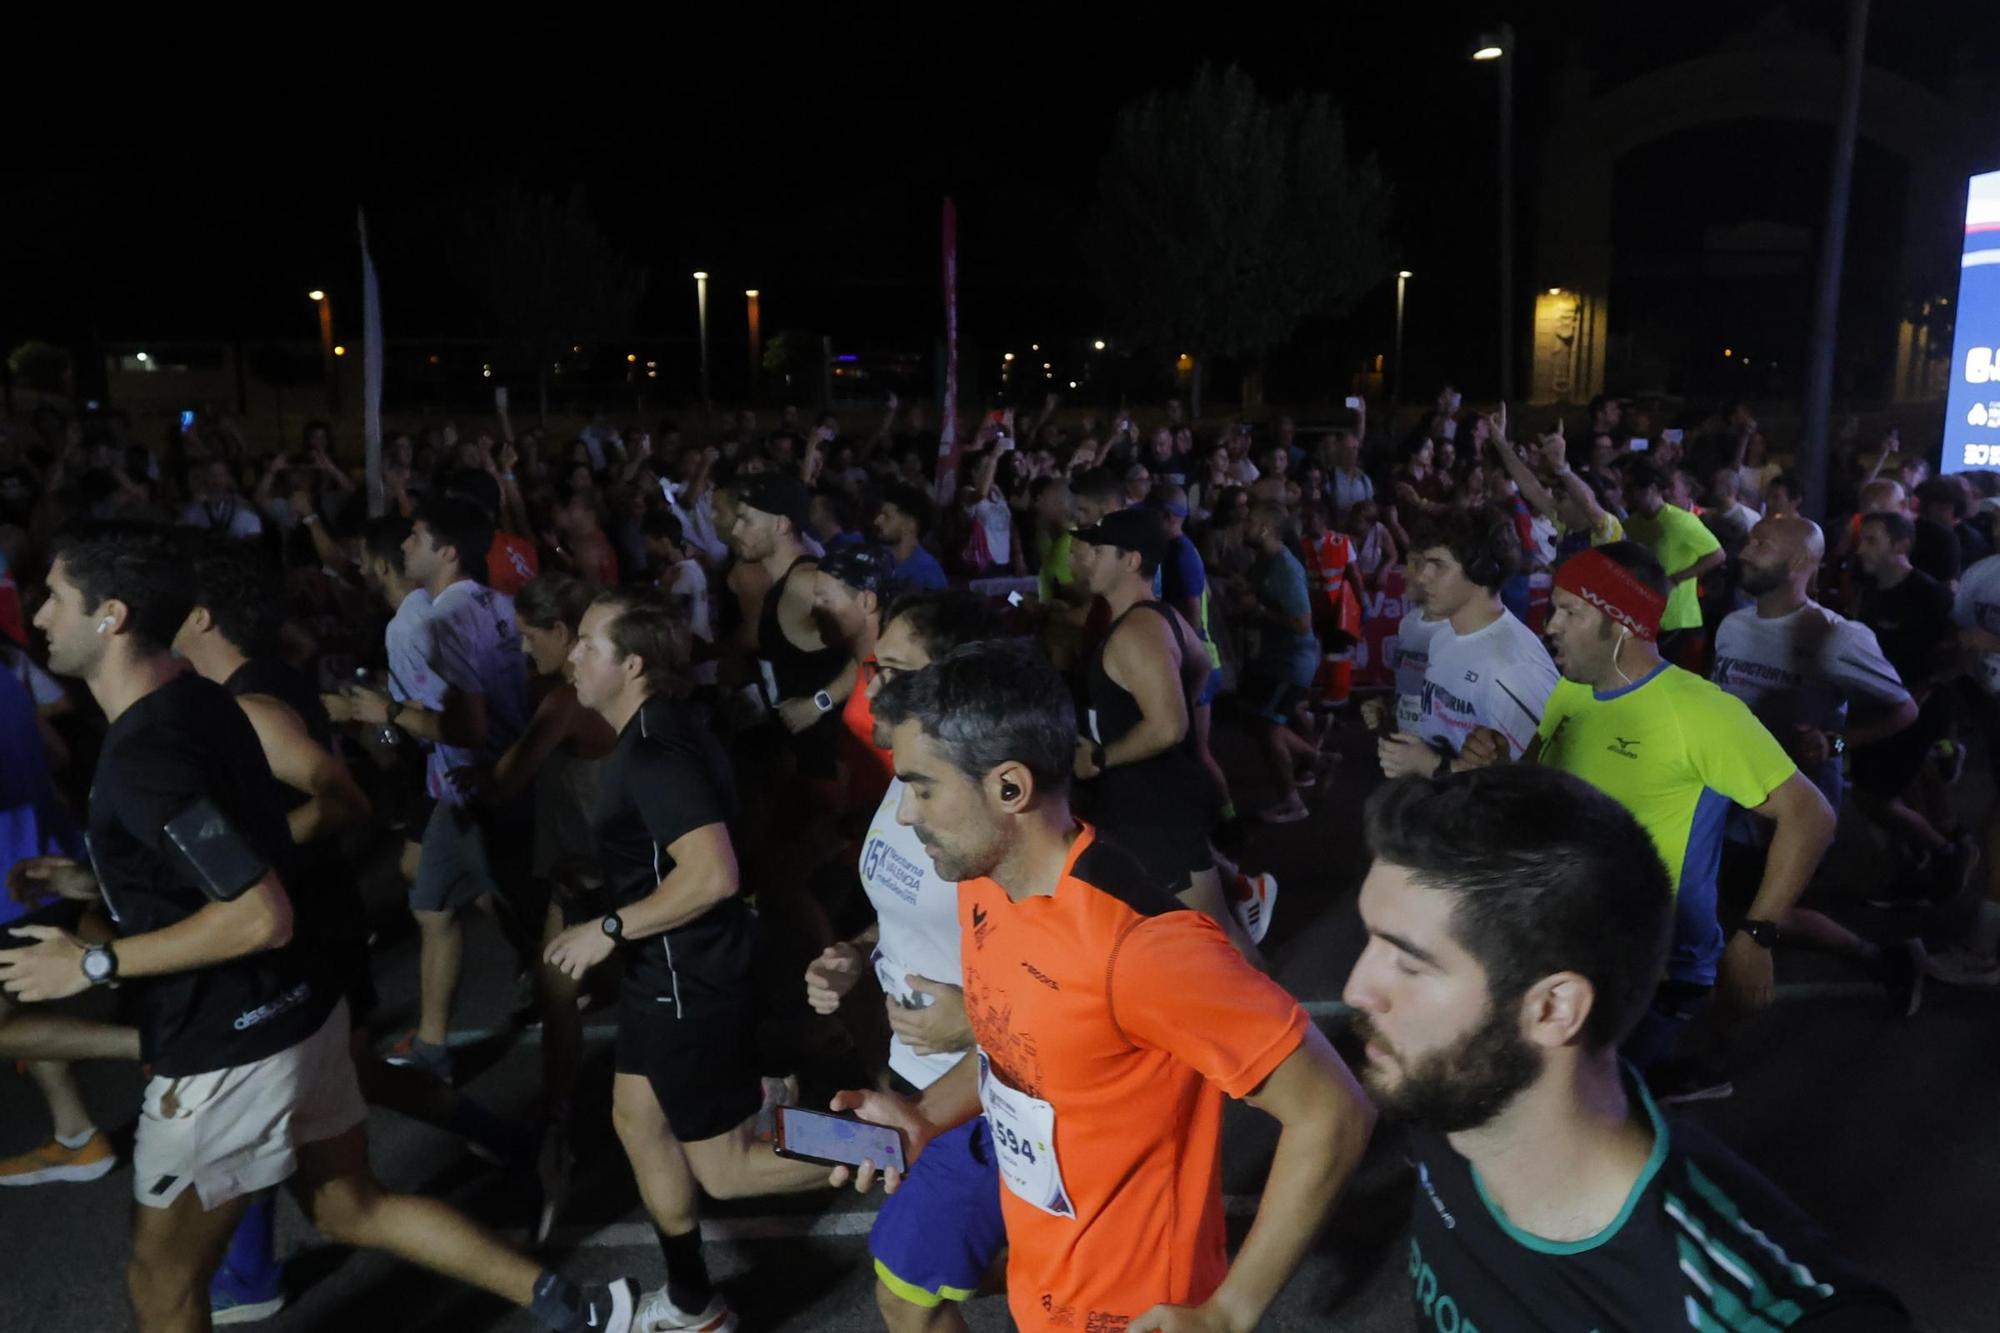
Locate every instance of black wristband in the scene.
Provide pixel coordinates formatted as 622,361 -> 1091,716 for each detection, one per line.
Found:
1434,751 -> 1453,779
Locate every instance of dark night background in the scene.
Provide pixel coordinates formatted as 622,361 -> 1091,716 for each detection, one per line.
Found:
5,1 -> 1996,410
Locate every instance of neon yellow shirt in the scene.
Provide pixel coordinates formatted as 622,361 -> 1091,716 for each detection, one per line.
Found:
1535,663 -> 1795,982
1623,505 -> 1720,631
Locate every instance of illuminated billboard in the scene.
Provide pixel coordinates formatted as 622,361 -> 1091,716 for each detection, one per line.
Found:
1942,168 -> 2000,474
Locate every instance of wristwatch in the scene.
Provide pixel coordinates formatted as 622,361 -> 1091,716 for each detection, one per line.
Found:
601,912 -> 625,941
81,943 -> 119,987
813,689 -> 835,714
1737,919 -> 1781,949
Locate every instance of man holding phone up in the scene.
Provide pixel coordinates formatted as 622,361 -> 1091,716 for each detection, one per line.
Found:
836,640 -> 1375,1333
547,587 -> 830,1333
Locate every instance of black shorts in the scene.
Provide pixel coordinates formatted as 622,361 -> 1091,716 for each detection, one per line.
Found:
1096,821 -> 1216,895
1238,670 -> 1308,726
614,999 -> 763,1144
1851,689 -> 1952,798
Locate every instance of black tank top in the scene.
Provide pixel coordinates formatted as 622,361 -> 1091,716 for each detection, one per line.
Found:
1084,601 -> 1213,825
222,657 -> 365,959
758,556 -> 847,702
224,658 -> 331,817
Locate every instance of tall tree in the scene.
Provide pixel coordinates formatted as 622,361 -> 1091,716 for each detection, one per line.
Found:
1088,65 -> 1392,415
452,185 -> 650,420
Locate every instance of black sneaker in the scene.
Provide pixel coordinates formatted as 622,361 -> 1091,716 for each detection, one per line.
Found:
1647,1059 -> 1734,1106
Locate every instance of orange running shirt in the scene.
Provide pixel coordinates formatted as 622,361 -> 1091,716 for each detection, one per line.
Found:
959,824 -> 1309,1331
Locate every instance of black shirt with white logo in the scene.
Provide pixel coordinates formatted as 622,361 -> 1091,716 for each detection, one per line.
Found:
1403,1070 -> 1911,1332
85,673 -> 329,1076
593,693 -> 754,1017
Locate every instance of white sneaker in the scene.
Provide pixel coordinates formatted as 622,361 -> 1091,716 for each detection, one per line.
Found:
1921,945 -> 2000,988
634,1286 -> 738,1333
1230,873 -> 1279,947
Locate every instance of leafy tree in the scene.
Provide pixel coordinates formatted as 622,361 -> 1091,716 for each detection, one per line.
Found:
1088,65 -> 1392,414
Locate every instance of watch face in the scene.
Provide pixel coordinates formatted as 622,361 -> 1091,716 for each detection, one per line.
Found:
82,949 -> 112,982
601,914 -> 621,938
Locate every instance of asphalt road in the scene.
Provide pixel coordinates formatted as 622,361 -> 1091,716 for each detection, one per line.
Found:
3,710 -> 1995,1331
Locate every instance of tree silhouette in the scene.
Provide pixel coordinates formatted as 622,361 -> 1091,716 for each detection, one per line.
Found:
1087,65 -> 1392,414
452,185 -> 650,419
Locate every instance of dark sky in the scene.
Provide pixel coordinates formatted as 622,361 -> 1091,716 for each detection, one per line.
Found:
5,1 -> 1994,402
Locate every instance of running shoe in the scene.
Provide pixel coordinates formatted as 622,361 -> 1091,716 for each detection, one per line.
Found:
580,1278 -> 639,1333
0,1132 -> 116,1186
1230,873 -> 1279,948
1921,944 -> 2000,988
382,1030 -> 454,1082
634,1286 -> 738,1333
1258,798 -> 1310,825
209,1262 -> 285,1326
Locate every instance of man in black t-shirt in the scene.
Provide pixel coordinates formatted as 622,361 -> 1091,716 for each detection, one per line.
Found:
1852,511 -> 1975,900
547,586 -> 830,1333
1343,767 -> 1910,1332
1,528 -> 635,1333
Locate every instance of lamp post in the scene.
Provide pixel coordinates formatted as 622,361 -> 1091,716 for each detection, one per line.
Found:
1393,270 -> 1412,411
309,289 -> 339,415
693,271 -> 711,411
1472,23 -> 1515,419
745,289 -> 762,403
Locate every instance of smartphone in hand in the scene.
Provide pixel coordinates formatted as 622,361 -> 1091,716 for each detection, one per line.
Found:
773,1107 -> 907,1174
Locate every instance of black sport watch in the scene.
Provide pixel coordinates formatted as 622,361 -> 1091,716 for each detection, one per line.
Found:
81,943 -> 119,987
600,912 -> 625,941
1737,919 -> 1781,949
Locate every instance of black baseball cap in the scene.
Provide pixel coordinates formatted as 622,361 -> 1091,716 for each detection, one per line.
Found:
818,541 -> 902,595
740,473 -> 813,532
1072,506 -> 1169,576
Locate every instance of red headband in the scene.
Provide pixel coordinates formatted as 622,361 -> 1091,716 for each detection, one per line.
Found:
1553,549 -> 1666,641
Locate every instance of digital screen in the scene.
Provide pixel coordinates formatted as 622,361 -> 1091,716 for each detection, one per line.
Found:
1941,168 -> 2000,474
776,1107 -> 906,1171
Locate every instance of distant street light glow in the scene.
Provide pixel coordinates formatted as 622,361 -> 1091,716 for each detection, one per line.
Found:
308,290 -> 326,302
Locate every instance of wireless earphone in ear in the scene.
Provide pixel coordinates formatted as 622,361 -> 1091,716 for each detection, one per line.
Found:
999,780 -> 1022,802
97,616 -> 114,635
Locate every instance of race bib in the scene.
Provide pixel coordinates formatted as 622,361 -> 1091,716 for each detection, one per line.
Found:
978,1050 -> 1074,1218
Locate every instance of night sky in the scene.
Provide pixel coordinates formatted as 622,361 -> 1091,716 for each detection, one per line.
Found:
5,2 -> 1994,405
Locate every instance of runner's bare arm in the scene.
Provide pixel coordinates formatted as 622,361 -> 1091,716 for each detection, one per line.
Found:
1140,1025 -> 1374,1333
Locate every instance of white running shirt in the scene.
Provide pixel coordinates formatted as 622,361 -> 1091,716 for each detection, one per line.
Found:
1417,610 -> 1559,758
860,779 -> 965,1089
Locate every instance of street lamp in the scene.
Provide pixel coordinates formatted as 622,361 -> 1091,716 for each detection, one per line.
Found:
693,271 -> 711,410
1393,270 -> 1413,409
1471,23 -> 1515,418
309,289 -> 339,414
745,289 -> 761,402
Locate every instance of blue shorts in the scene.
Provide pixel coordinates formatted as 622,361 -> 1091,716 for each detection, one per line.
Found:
870,1116 -> 1007,1308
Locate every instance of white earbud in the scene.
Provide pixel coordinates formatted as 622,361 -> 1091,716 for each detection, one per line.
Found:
97,617 -> 114,635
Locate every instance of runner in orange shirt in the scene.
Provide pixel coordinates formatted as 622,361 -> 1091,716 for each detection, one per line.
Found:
831,639 -> 1374,1333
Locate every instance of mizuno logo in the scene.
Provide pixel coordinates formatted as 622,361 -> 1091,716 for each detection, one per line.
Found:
972,905 -> 988,928
1607,737 -> 1640,758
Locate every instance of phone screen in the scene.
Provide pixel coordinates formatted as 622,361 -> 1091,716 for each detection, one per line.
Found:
1344,396 -> 1363,410
179,410 -> 196,431
1661,429 -> 1684,446
774,1107 -> 906,1172
1628,438 -> 1651,453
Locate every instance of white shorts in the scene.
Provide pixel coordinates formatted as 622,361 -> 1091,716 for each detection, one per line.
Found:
132,999 -> 367,1210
